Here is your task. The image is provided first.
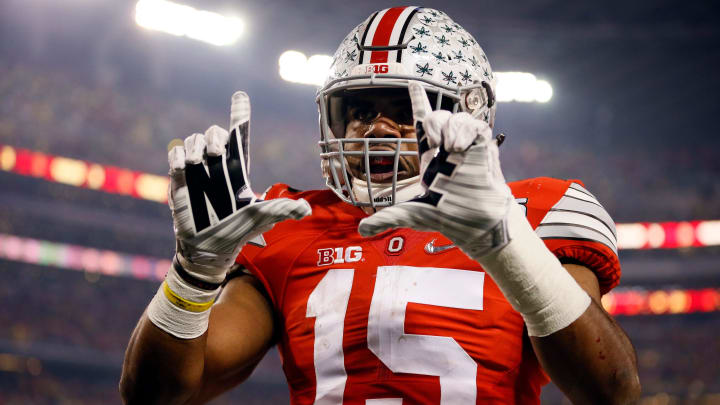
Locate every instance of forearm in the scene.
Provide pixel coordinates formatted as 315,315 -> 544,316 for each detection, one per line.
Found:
471,203 -> 640,402
120,313 -> 207,405
531,300 -> 640,404
120,259 -> 220,405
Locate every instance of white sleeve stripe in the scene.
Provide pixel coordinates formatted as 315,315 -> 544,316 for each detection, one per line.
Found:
551,208 -> 617,239
536,224 -> 618,254
541,210 -> 617,246
569,182 -> 597,200
551,197 -> 617,237
564,188 -> 600,205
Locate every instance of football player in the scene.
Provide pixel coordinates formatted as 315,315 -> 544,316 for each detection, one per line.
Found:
120,7 -> 641,405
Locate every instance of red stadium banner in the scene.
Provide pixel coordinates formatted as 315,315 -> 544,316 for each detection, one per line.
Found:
616,221 -> 720,250
0,144 -> 168,203
3,143 -> 720,250
602,288 -> 720,316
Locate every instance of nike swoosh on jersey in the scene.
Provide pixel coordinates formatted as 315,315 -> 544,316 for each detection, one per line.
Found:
424,239 -> 456,254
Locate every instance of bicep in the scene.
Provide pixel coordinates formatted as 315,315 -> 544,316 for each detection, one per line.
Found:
193,273 -> 276,403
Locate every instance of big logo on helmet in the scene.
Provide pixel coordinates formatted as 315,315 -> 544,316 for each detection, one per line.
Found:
364,64 -> 389,74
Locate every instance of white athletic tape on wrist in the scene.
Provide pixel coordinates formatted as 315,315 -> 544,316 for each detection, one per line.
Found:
147,263 -> 221,339
472,202 -> 591,337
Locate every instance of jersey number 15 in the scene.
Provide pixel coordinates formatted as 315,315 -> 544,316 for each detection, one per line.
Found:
307,266 -> 485,405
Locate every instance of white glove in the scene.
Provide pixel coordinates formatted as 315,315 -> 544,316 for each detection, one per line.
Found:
359,82 -> 591,337
358,81 -> 513,258
150,91 -> 311,339
168,91 -> 312,281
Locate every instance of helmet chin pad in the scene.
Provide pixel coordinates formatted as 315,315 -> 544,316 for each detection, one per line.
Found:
351,175 -> 423,207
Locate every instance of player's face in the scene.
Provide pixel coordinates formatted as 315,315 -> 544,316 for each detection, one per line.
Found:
342,89 -> 420,183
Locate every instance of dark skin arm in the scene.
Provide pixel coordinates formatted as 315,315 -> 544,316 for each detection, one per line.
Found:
533,264 -> 641,405
119,274 -> 275,405
120,263 -> 639,405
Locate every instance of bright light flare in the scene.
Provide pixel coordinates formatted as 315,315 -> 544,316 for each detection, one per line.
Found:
279,51 -> 333,86
135,0 -> 243,46
495,72 -> 553,103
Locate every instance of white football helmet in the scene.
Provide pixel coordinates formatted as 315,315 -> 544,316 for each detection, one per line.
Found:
317,6 -> 497,208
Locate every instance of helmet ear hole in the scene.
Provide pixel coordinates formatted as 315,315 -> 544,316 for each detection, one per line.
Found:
463,88 -> 486,112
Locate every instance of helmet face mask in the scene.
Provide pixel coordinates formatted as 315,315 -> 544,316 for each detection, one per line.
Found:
328,87 -> 415,140
328,88 -> 419,184
317,7 -> 496,208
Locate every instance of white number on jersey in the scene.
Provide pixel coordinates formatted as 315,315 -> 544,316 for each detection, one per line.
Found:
306,266 -> 485,404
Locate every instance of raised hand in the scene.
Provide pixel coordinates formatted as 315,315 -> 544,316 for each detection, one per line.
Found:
358,82 -> 513,258
168,91 -> 311,279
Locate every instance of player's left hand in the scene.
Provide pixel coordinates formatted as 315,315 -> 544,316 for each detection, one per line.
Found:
358,82 -> 514,257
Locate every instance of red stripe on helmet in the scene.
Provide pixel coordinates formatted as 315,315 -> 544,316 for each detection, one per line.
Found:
369,7 -> 408,63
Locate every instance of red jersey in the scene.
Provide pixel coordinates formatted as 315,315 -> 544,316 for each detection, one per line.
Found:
237,177 -> 621,405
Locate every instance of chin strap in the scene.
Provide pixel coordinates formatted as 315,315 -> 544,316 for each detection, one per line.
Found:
352,175 -> 423,207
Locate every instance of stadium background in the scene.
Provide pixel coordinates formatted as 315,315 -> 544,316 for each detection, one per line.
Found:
1,0 -> 719,404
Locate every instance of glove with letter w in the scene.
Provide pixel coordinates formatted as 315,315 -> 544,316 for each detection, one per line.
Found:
358,81 -> 513,258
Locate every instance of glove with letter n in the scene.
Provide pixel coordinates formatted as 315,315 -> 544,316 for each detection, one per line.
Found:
359,82 -> 591,337
148,91 -> 311,339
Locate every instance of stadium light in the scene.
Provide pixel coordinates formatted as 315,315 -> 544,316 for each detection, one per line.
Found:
277,52 -> 552,102
135,0 -> 244,46
494,72 -> 552,103
279,51 -> 333,86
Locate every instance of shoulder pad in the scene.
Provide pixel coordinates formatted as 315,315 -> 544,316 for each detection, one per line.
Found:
536,182 -> 618,254
262,183 -> 304,200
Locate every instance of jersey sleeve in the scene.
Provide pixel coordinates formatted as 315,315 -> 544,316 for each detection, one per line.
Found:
512,178 -> 621,295
234,183 -> 299,308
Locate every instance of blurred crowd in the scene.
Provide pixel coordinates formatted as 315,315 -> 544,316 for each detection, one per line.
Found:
0,65 -> 224,175
0,262 -> 290,404
501,139 -> 720,222
1,64 -> 719,223
0,370 -> 289,405
0,261 -> 154,353
2,261 -> 719,403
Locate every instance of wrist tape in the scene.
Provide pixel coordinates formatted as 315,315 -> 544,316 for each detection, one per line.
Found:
147,259 -> 221,339
471,202 -> 591,337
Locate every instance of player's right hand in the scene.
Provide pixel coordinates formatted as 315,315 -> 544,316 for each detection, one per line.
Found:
168,91 -> 311,281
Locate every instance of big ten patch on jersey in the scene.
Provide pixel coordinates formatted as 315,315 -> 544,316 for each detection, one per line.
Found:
317,230 -> 463,266
317,246 -> 363,266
